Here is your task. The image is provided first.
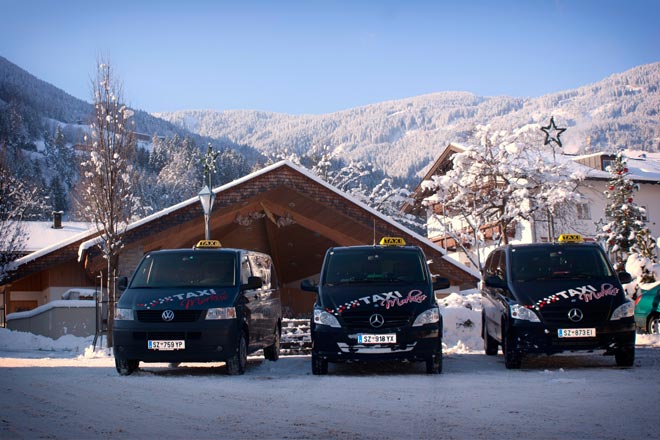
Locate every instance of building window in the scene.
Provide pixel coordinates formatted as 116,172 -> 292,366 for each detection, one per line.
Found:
576,203 -> 591,220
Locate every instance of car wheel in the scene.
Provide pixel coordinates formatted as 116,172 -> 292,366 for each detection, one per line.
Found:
115,357 -> 139,376
263,326 -> 280,362
647,314 -> 660,335
425,350 -> 443,374
615,347 -> 635,367
483,325 -> 499,356
503,334 -> 522,369
226,331 -> 247,375
311,351 -> 328,375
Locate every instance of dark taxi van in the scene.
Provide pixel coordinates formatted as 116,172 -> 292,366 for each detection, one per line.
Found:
301,237 -> 450,375
481,234 -> 636,369
112,240 -> 282,375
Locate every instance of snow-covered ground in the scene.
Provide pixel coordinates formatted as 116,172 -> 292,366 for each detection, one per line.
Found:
1,294 -> 659,439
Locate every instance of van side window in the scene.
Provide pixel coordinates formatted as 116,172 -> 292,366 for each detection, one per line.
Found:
248,254 -> 271,289
241,255 -> 252,285
495,251 -> 507,279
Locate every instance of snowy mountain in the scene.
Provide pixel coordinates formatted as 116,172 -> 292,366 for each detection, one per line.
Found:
0,56 -> 227,148
156,63 -> 660,179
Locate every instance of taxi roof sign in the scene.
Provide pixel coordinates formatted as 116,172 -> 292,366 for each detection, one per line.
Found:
379,237 -> 406,246
557,234 -> 583,243
195,239 -> 222,248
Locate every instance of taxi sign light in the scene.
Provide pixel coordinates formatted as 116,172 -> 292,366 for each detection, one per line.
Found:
557,234 -> 583,243
379,237 -> 406,246
195,239 -> 222,248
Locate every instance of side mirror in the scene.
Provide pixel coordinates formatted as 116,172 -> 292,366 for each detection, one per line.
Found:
617,271 -> 633,284
433,276 -> 450,290
242,276 -> 263,291
484,275 -> 507,290
300,279 -> 318,293
117,276 -> 128,292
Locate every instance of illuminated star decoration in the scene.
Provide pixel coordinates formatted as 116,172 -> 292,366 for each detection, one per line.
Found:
540,116 -> 567,148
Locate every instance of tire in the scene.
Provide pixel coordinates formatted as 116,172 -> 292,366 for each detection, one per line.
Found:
615,347 -> 635,367
115,357 -> 139,376
226,331 -> 247,375
647,314 -> 660,335
263,326 -> 280,362
425,350 -> 443,374
503,333 -> 522,369
484,328 -> 499,356
311,351 -> 328,375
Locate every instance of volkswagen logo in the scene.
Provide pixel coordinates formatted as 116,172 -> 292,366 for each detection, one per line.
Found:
568,308 -> 583,323
369,313 -> 384,328
161,310 -> 175,322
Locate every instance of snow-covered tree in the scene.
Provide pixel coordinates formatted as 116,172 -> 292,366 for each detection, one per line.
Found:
422,126 -> 584,270
599,151 -> 653,271
74,60 -> 138,347
0,155 -> 46,280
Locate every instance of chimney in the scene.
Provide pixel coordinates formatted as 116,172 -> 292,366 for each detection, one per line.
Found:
52,211 -> 63,229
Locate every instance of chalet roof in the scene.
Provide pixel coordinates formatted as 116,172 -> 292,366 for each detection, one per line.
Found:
6,160 -> 480,289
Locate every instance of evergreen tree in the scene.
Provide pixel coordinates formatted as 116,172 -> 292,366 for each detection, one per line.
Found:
49,176 -> 67,212
598,152 -> 649,270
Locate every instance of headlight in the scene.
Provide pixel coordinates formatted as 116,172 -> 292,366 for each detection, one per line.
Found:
114,307 -> 134,321
412,307 -> 440,327
510,304 -> 540,322
313,309 -> 341,328
205,307 -> 237,320
610,300 -> 634,320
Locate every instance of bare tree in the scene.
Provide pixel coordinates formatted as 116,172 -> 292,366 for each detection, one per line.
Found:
74,60 -> 137,347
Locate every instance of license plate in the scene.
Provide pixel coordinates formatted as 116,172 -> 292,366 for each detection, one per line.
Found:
148,340 -> 185,350
557,328 -> 596,338
358,334 -> 396,344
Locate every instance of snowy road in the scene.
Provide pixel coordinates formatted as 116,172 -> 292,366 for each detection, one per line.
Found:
2,346 -> 659,440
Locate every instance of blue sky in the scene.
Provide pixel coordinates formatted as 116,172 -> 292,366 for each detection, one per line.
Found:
2,0 -> 659,115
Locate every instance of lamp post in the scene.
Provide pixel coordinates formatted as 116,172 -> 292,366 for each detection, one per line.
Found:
198,185 -> 215,240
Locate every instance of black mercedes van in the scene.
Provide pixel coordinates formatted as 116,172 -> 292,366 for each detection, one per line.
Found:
481,235 -> 635,369
112,240 -> 282,375
301,237 -> 450,375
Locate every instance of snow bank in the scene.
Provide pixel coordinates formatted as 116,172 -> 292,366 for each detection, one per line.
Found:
438,290 -> 483,354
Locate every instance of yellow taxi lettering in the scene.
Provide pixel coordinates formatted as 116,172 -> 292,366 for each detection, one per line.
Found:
379,237 -> 406,246
557,234 -> 583,243
195,239 -> 222,248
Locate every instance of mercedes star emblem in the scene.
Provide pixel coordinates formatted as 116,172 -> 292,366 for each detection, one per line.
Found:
568,308 -> 583,323
369,313 -> 384,328
162,310 -> 175,322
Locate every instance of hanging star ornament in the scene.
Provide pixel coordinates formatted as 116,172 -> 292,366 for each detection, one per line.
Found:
541,116 -> 567,148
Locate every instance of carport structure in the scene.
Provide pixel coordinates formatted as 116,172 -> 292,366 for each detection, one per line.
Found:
4,161 -> 479,318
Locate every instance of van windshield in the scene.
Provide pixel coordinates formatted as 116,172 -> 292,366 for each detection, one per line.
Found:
323,249 -> 427,285
130,252 -> 236,288
511,246 -> 614,282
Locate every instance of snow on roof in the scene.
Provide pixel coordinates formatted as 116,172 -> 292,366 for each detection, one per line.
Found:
22,221 -> 94,252
571,150 -> 660,182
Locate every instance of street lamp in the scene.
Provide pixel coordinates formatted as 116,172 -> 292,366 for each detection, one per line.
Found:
198,185 -> 215,240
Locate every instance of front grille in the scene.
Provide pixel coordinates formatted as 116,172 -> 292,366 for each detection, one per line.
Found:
132,332 -> 202,341
136,310 -> 202,323
539,304 -> 612,327
341,310 -> 412,330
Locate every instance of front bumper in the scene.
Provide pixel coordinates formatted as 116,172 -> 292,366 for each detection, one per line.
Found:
508,318 -> 636,355
112,318 -> 241,363
311,323 -> 442,363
